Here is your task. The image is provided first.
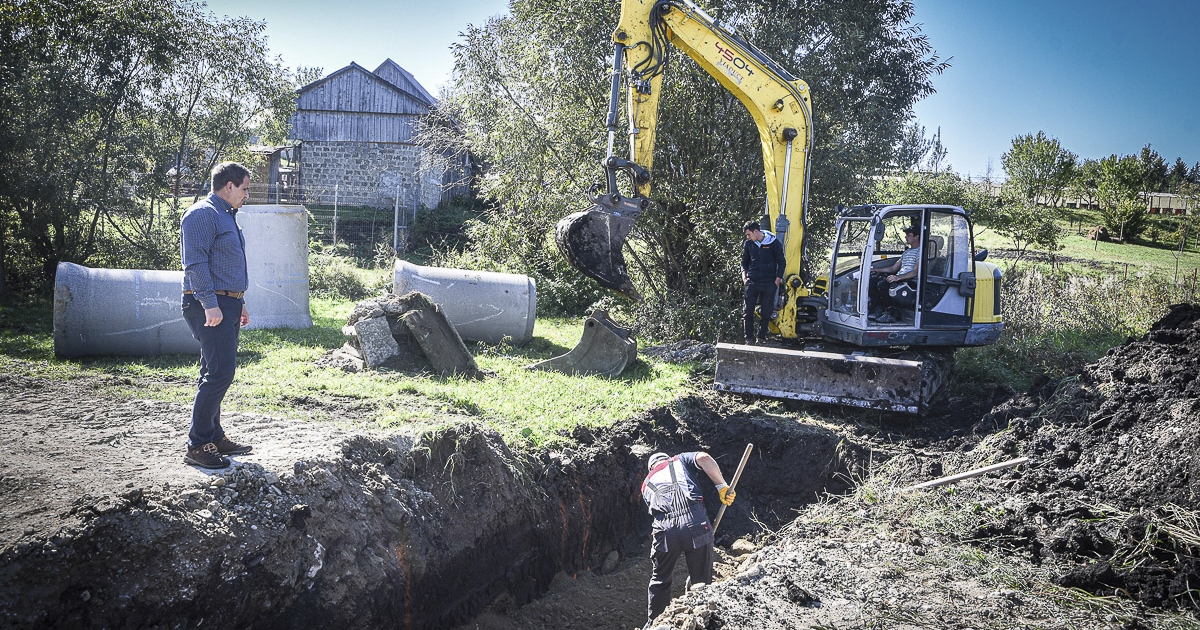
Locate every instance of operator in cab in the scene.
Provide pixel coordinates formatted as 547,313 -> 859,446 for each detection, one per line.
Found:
869,224 -> 921,323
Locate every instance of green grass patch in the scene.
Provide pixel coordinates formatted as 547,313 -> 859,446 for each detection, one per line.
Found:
974,206 -> 1200,281
0,297 -> 695,447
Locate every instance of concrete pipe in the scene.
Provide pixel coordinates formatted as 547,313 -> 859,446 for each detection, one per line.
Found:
53,263 -> 200,358
53,205 -> 313,358
238,205 -> 312,330
393,260 -> 536,345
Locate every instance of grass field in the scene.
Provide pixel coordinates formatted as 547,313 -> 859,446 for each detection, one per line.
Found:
973,206 -> 1200,282
0,298 -> 696,448
2,205 -> 1194,440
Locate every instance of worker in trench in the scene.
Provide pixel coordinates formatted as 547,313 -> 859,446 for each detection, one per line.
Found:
641,451 -> 736,627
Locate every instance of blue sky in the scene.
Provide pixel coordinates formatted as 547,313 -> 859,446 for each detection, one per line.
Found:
205,0 -> 1200,180
911,0 -> 1200,180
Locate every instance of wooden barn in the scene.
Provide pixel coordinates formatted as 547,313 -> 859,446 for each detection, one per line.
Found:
289,59 -> 470,210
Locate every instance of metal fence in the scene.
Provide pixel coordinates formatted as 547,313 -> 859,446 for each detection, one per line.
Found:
246,183 -> 425,256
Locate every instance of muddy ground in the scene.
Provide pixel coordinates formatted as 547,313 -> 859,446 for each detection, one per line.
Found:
3,304 -> 1200,629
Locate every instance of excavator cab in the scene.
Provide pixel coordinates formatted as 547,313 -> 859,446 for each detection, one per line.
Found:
820,204 -> 1004,348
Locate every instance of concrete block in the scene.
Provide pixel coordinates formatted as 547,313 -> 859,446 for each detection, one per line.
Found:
354,316 -> 400,367
402,303 -> 478,376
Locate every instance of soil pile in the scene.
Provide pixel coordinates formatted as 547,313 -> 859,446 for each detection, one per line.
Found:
650,303 -> 1200,628
977,302 -> 1200,608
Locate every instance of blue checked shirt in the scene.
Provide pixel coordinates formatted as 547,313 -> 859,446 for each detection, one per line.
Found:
181,193 -> 248,309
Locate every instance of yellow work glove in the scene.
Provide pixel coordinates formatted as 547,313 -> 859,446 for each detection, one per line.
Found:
717,483 -> 735,506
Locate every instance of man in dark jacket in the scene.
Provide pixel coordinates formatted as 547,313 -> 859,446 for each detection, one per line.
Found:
641,451 -> 735,626
740,221 -> 785,345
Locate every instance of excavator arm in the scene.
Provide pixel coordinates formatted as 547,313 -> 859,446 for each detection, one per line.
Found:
557,0 -> 815,331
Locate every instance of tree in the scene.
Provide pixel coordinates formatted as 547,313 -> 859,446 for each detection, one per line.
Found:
924,126 -> 950,174
0,0 -> 296,293
875,171 -> 994,215
1000,131 -> 1076,207
437,0 -> 947,338
1067,158 -> 1101,213
1097,153 -> 1147,240
892,120 -> 932,171
1136,144 -> 1169,194
1168,157 -> 1189,192
0,0 -> 189,293
991,200 -> 1063,262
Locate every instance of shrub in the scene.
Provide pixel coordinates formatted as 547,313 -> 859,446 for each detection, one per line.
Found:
309,249 -> 369,300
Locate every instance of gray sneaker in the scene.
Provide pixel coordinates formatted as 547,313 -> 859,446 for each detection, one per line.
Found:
184,443 -> 230,469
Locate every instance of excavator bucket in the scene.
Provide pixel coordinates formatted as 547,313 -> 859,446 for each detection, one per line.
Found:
527,309 -> 637,377
555,194 -> 648,300
713,344 -> 954,414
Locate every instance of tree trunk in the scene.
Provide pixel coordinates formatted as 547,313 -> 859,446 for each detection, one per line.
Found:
0,226 -> 7,298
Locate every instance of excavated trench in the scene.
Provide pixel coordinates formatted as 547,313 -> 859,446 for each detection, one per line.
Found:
1,396 -> 869,629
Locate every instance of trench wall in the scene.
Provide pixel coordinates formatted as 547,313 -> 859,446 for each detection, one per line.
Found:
0,398 -> 865,629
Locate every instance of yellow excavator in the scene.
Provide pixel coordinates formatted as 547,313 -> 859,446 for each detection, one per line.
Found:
555,0 -> 1004,413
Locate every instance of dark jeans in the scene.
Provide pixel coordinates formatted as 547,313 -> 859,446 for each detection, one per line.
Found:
868,276 -> 891,310
181,294 -> 242,447
647,518 -> 714,622
743,280 -> 775,342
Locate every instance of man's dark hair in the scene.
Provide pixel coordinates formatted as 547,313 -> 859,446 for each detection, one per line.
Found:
211,161 -> 250,192
743,220 -> 760,233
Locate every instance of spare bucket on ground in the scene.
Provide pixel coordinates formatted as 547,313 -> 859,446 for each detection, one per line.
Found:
526,309 -> 637,377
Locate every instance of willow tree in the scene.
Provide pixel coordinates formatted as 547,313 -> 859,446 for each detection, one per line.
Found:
431,0 -> 945,339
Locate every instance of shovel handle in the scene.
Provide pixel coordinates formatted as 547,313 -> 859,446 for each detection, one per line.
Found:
712,443 -> 753,536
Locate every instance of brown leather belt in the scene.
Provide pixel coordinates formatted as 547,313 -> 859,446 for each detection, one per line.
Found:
184,290 -> 245,299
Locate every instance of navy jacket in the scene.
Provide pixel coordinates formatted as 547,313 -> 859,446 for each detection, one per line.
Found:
741,231 -> 785,284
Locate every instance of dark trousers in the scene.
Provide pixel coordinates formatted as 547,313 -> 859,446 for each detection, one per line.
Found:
868,276 -> 891,310
181,294 -> 242,447
743,281 -> 775,342
647,521 -> 714,622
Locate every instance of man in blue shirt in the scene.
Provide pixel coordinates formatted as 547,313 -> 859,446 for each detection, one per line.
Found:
740,221 -> 785,345
180,162 -> 253,469
641,451 -> 735,626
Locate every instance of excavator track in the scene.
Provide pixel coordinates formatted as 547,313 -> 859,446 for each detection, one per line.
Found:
714,342 -> 955,414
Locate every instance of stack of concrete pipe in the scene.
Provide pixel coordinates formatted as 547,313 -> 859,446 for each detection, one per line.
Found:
53,205 -> 312,358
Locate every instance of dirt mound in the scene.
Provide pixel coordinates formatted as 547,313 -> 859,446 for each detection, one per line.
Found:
969,302 -> 1200,608
641,341 -> 716,366
642,304 -> 1200,628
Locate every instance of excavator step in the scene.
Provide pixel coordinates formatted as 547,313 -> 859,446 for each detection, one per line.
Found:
713,343 -> 952,414
527,309 -> 637,377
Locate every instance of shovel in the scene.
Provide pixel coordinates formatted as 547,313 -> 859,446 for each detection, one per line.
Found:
712,443 -> 753,535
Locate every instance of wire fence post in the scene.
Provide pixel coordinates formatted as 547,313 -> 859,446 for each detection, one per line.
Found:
332,184 -> 339,245
393,183 -> 401,254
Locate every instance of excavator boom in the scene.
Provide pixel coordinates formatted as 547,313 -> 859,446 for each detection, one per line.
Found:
552,1 -> 1002,410
556,0 -> 813,317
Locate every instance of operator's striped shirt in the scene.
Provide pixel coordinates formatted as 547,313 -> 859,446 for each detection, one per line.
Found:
181,193 -> 248,309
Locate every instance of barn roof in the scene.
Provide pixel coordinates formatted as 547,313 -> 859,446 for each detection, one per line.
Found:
296,60 -> 437,109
